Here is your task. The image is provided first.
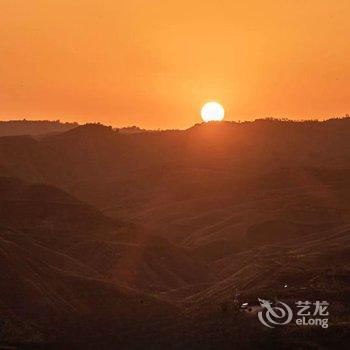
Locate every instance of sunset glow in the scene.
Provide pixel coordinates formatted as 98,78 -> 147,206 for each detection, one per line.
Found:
0,1 -> 349,129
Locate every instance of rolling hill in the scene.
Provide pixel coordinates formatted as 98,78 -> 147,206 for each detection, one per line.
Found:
0,119 -> 349,348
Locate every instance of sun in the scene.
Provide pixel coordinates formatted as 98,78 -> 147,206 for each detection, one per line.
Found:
201,102 -> 225,122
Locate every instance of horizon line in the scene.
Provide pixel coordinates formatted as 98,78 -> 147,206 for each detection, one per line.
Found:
0,115 -> 350,132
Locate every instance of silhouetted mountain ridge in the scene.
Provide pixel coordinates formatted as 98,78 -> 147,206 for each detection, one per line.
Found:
0,120 -> 78,137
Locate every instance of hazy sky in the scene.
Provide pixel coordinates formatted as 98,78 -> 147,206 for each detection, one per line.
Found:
0,0 -> 349,129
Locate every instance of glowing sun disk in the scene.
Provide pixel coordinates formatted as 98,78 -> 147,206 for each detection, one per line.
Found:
201,102 -> 225,122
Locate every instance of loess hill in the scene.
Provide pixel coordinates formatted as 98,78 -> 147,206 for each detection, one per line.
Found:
0,119 -> 349,348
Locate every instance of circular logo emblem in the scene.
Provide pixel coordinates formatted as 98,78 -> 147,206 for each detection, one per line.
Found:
258,298 -> 293,328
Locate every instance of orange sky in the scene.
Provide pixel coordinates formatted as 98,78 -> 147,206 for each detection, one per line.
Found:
0,0 -> 349,129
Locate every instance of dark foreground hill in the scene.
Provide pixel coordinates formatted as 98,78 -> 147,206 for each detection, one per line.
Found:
0,177 -> 224,345
0,119 -> 349,348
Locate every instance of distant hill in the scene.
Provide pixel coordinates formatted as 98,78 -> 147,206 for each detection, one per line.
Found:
0,119 -> 350,237
0,119 -> 153,137
117,125 -> 148,134
0,120 -> 78,136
